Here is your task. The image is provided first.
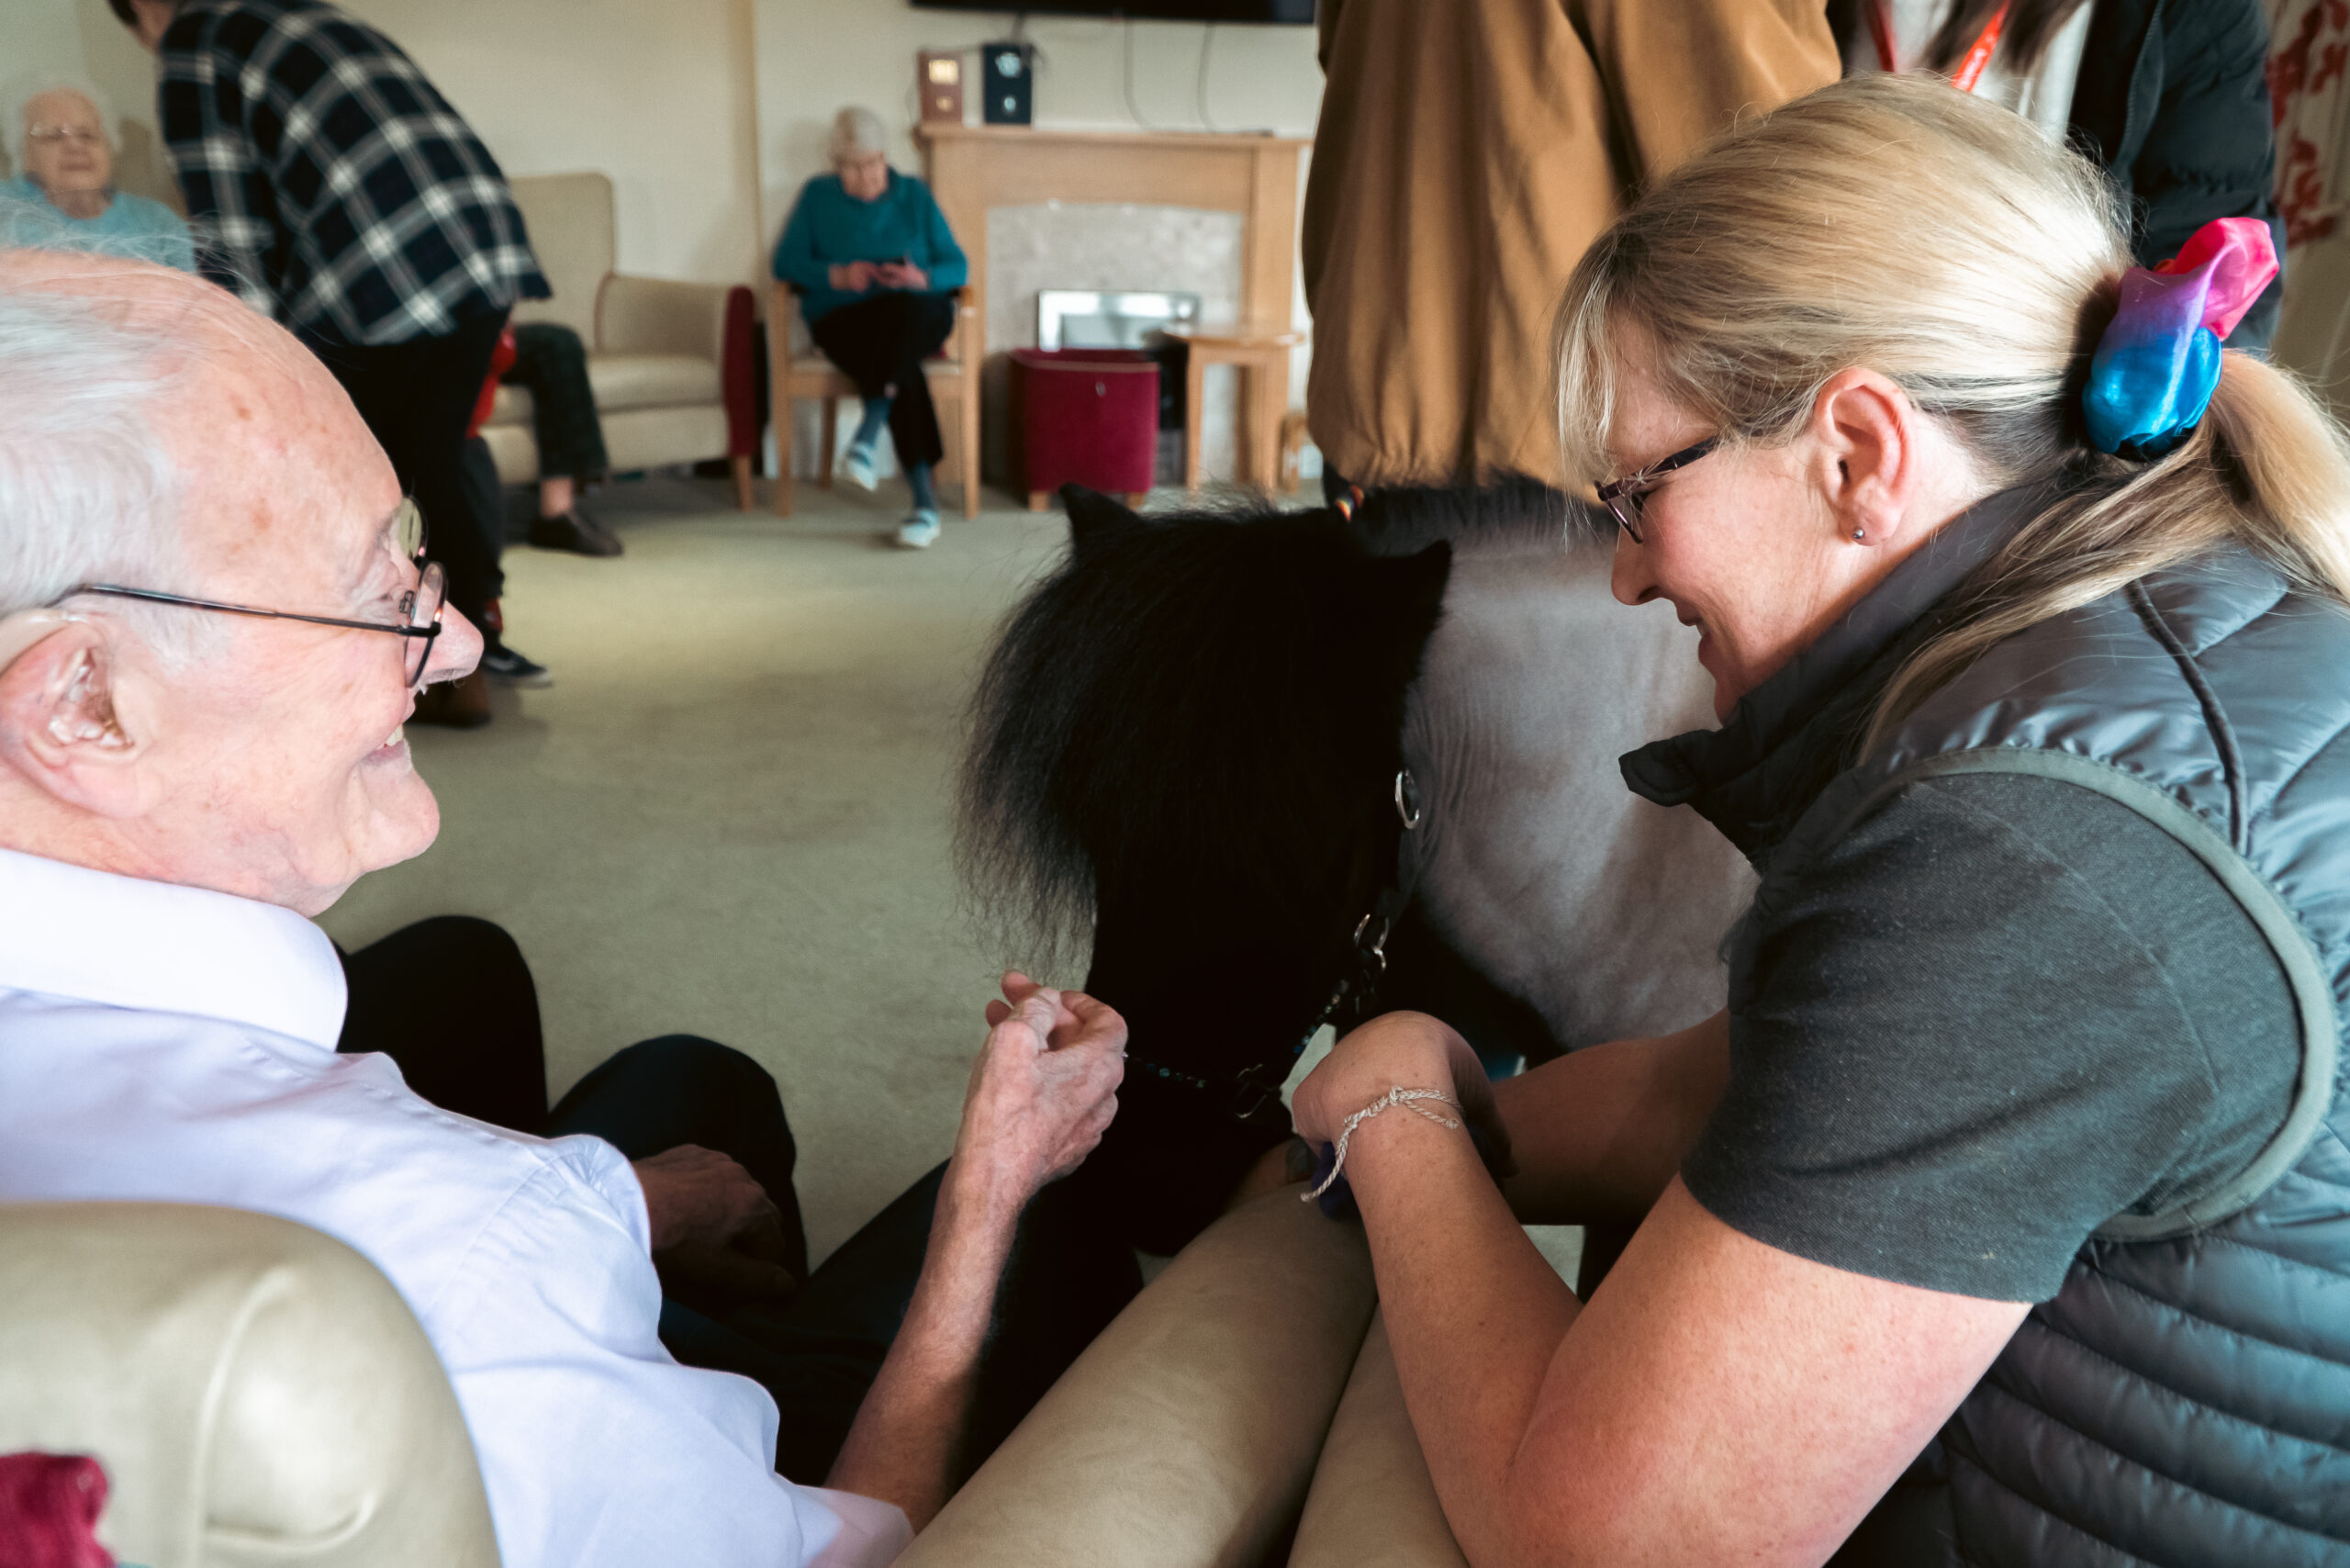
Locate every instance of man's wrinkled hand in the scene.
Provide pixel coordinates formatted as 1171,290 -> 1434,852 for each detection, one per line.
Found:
956,971 -> 1126,1214
632,1144 -> 800,1305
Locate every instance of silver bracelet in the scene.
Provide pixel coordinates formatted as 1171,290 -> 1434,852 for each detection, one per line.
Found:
1304,1086 -> 1464,1201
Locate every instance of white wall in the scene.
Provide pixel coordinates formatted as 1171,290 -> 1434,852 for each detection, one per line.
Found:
336,0 -> 764,286
9,0 -> 766,285
753,6 -> 1323,252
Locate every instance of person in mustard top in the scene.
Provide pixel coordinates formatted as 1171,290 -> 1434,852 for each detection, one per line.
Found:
1302,0 -> 1841,490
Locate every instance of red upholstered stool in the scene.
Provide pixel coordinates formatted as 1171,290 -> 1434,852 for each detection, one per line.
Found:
1010,349 -> 1159,510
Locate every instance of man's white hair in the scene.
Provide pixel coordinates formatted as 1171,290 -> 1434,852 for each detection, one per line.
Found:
3,73 -> 119,176
828,106 -> 889,166
0,278 -> 205,660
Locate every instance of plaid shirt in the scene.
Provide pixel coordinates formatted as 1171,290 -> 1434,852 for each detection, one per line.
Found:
158,0 -> 548,347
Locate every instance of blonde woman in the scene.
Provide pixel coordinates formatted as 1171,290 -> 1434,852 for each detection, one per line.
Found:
1289,75 -> 2350,1565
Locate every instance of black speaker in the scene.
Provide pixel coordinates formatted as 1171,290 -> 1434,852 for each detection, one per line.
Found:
981,40 -> 1035,125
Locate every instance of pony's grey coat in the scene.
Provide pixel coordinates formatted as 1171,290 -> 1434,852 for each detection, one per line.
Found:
1401,532 -> 1756,1052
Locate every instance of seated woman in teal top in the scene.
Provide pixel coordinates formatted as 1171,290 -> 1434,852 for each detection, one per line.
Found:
773,106 -> 968,549
2,75 -> 196,274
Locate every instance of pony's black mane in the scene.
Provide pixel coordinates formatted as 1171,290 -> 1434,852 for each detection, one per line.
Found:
957,489 -> 1451,972
1347,475 -> 1606,558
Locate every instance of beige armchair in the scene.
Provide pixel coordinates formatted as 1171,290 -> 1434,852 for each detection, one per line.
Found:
492,173 -> 759,510
0,1202 -> 498,1568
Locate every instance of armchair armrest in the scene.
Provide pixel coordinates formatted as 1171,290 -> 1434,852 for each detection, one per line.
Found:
0,1202 -> 497,1567
896,1187 -> 1375,1567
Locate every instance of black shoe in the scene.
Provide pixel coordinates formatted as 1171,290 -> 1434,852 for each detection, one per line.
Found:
480,643 -> 553,689
530,509 -> 624,557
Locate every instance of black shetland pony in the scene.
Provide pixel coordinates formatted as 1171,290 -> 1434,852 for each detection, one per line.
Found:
961,488 -> 1449,1252
961,484 -> 1750,1254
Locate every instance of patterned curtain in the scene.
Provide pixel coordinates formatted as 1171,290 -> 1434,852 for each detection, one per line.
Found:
2270,0 -> 2350,249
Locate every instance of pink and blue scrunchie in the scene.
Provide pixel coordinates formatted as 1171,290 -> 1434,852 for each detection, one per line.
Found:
2083,217 -> 2280,461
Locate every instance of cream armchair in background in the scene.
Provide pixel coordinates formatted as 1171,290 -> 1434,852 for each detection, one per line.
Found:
491,173 -> 760,511
0,1203 -> 498,1568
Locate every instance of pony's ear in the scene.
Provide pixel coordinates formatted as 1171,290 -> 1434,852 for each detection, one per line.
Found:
1369,540 -> 1452,649
1062,486 -> 1146,556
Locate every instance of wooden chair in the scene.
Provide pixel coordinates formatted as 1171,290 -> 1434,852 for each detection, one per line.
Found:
767,285 -> 982,519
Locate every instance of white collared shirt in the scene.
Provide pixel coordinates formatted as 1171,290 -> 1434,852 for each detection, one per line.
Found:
0,847 -> 910,1568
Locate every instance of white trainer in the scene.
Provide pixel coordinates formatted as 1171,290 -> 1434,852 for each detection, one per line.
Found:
894,510 -> 942,549
840,442 -> 880,493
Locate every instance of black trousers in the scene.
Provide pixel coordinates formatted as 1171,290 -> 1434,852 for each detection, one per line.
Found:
337,918 -> 1139,1484
312,310 -> 508,622
506,322 -> 609,483
808,292 -> 956,470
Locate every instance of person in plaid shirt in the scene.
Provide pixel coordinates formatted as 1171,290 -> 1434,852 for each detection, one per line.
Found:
117,0 -> 553,723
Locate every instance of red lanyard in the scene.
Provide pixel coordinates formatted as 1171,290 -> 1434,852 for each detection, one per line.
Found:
1867,0 -> 2012,94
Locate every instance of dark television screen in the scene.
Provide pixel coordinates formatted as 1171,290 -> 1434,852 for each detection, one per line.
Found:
910,0 -> 1313,22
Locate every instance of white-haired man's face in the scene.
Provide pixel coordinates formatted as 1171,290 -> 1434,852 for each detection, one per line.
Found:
0,256 -> 482,914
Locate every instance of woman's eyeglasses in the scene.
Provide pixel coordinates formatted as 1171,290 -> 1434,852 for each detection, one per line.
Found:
52,499 -> 447,687
1595,436 -> 1721,543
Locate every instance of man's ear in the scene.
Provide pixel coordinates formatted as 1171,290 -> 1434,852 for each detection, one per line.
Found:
1062,485 -> 1147,558
0,621 -> 153,818
1809,367 -> 1916,544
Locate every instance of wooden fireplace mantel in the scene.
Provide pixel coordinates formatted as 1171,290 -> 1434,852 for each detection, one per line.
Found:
913,124 -> 1310,344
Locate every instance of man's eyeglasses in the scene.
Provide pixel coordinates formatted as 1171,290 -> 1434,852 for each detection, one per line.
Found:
1595,436 -> 1721,544
52,499 -> 446,687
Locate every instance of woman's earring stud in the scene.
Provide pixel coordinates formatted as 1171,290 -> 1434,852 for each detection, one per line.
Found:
1852,528 -> 1865,541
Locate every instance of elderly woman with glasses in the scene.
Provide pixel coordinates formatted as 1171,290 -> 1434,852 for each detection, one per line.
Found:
773,106 -> 968,550
1,73 -> 193,271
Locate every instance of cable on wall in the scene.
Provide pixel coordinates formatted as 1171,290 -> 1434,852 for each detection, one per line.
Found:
1195,22 -> 1220,131
1123,18 -> 1163,129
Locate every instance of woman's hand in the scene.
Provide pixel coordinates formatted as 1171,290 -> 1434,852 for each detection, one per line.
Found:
950,971 -> 1127,1219
1292,1011 -> 1514,1182
875,260 -> 929,290
828,260 -> 880,293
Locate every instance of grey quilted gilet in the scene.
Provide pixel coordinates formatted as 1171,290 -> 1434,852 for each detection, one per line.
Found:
1762,545 -> 2350,1564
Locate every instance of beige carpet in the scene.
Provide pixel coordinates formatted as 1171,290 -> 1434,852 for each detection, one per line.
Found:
319,475 -> 1070,1262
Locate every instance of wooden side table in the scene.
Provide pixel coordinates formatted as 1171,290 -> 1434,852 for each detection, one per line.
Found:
1165,325 -> 1304,492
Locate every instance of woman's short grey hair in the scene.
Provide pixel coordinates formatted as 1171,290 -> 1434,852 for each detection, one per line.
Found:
0,284 -> 207,663
829,106 -> 889,166
3,73 -> 118,177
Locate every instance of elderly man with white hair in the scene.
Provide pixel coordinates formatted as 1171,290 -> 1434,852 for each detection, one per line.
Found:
774,106 -> 968,549
0,73 -> 193,271
0,251 -> 1141,1565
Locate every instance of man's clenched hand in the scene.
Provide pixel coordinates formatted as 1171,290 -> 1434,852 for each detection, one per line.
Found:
953,972 -> 1126,1217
